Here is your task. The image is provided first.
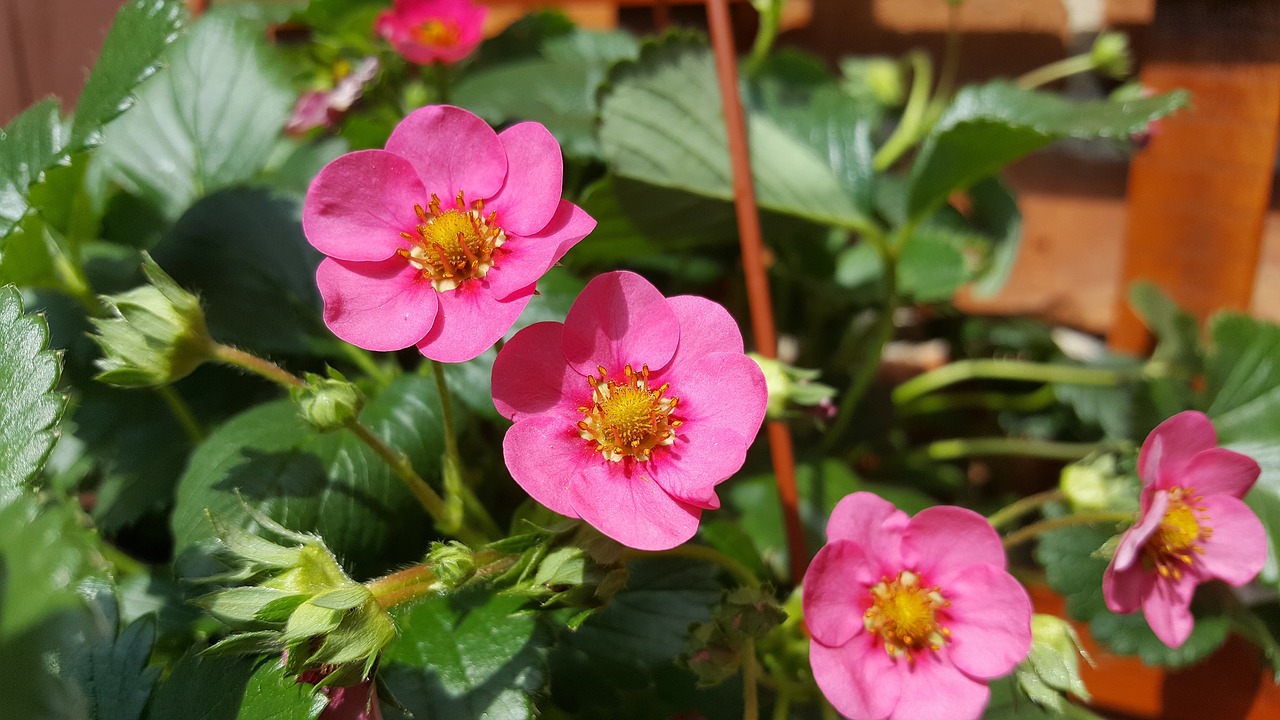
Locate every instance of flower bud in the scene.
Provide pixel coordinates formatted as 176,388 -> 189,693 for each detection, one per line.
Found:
1014,614 -> 1092,712
90,254 -> 213,387
1059,454 -> 1137,513
748,353 -> 837,421
292,369 -> 364,432
198,511 -> 395,685
685,586 -> 787,686
1090,31 -> 1132,79
840,57 -> 905,107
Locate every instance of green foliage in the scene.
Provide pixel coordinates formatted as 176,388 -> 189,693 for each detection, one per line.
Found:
172,376 -> 446,577
0,286 -> 65,503
599,35 -> 868,231
381,589 -> 547,720
1206,313 -> 1280,586
0,101 -> 68,240
66,615 -> 162,720
92,13 -> 294,219
145,651 -> 257,720
238,661 -> 326,720
908,81 -> 1188,220
71,0 -> 186,149
153,189 -> 326,356
456,28 -> 639,158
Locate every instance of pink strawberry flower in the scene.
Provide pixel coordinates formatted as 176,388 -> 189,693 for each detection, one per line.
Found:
303,105 -> 595,362
492,271 -> 767,550
803,493 -> 1032,720
375,0 -> 486,66
1103,411 -> 1265,648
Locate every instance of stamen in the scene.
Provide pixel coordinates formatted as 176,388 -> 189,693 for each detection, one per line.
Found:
400,191 -> 506,292
577,364 -> 681,462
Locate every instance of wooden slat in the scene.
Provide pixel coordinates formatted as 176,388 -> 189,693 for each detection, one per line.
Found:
1109,0 -> 1280,353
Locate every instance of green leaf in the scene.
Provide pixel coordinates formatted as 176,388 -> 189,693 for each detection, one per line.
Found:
381,589 -> 546,720
455,29 -> 638,158
145,650 -> 256,720
547,558 -> 737,720
238,660 -> 326,720
599,35 -> 868,231
172,376 -> 445,577
1205,312 -> 1280,585
92,13 -> 293,219
67,615 -> 162,720
1131,282 -> 1202,378
71,0 -> 185,149
1088,610 -> 1229,668
908,82 -> 1188,220
153,188 -> 325,356
0,100 -> 66,240
966,176 -> 1023,297
0,285 -> 65,503
0,494 -> 100,639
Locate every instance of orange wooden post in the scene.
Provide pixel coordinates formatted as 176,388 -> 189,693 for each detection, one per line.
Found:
1109,0 -> 1280,353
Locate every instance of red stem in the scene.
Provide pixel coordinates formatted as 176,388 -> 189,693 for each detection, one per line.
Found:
705,0 -> 807,584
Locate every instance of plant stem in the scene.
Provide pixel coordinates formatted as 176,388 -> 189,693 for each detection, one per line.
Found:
51,245 -> 107,318
920,437 -> 1108,462
212,343 -> 304,388
157,386 -> 205,443
986,489 -> 1065,529
770,694 -> 791,720
1016,54 -> 1095,89
824,249 -> 898,450
893,359 -> 1137,406
873,50 -> 933,171
367,564 -> 437,609
743,638 -> 760,720
633,543 -> 762,589
743,0 -> 781,77
926,0 -> 963,119
431,362 -> 502,541
1001,511 -> 1133,550
896,385 -> 1058,416
211,343 -> 487,544
820,700 -> 840,720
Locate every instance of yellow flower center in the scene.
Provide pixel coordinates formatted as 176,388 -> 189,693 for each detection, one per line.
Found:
864,571 -> 951,662
1143,487 -> 1210,580
399,192 -> 505,292
414,19 -> 460,48
577,364 -> 681,462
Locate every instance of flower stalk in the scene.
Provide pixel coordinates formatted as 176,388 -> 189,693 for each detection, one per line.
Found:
1000,511 -> 1134,550
893,359 -> 1139,406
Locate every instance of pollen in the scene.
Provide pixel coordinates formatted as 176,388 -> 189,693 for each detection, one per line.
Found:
1143,487 -> 1211,581
414,18 -> 460,48
398,192 -> 505,292
577,364 -> 680,462
863,570 -> 951,663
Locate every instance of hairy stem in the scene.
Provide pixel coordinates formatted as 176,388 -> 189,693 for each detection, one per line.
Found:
157,386 -> 205,443
743,638 -> 760,720
873,50 -> 934,171
986,489 -> 1066,529
1016,54 -> 1096,89
920,437 -> 1109,462
893,359 -> 1137,406
432,361 -> 502,540
1001,511 -> 1134,550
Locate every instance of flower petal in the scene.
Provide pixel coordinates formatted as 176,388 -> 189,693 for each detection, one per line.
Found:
826,492 -> 909,572
416,282 -> 533,362
890,652 -> 990,720
484,200 -> 596,301
566,459 -> 700,550
1198,494 -> 1267,586
942,565 -> 1032,680
666,295 -> 745,364
803,540 -> 873,647
1141,573 -> 1197,648
304,150 -> 423,262
901,506 -> 1005,577
662,352 -> 767,442
810,635 -> 900,720
492,321 -> 581,422
1179,448 -> 1261,499
316,257 -> 438,351
486,122 -> 564,237
1104,558 -> 1154,615
385,105 -> 506,203
1113,491 -> 1167,572
562,271 -> 679,378
646,423 -> 752,509
502,415 -> 586,518
1139,411 -> 1217,489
